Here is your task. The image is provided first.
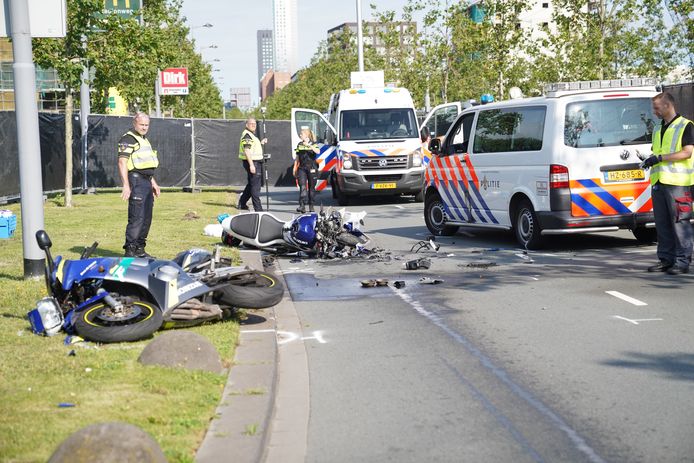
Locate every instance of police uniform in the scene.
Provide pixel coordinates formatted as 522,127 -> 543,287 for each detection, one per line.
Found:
238,127 -> 264,211
118,130 -> 159,257
649,114 -> 694,273
294,140 -> 319,212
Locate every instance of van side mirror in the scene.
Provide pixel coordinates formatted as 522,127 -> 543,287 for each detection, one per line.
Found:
429,138 -> 441,154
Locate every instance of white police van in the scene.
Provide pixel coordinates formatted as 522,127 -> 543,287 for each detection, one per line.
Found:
424,78 -> 659,249
291,71 -> 426,205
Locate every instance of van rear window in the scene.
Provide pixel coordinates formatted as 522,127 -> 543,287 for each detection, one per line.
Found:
564,98 -> 656,148
473,106 -> 546,153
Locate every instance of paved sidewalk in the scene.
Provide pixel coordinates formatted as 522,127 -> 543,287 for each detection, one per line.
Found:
195,251 -> 309,463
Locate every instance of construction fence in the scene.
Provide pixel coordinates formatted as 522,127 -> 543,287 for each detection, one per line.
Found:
0,113 -> 296,200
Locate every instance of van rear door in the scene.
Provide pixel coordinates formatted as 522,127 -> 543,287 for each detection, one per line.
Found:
291,108 -> 337,191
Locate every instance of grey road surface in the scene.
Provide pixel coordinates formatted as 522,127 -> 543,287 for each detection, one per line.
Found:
263,187 -> 694,463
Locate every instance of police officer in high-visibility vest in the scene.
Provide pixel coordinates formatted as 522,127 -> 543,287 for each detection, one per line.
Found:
118,112 -> 161,258
293,126 -> 321,213
641,92 -> 694,275
238,117 -> 267,211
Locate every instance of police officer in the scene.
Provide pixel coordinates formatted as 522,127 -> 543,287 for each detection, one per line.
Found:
293,126 -> 320,213
641,92 -> 694,275
238,117 -> 267,211
118,112 -> 160,258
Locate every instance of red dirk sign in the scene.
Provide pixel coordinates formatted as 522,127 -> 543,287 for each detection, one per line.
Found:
160,68 -> 189,95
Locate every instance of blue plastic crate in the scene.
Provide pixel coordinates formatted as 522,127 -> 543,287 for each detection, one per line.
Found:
0,214 -> 16,239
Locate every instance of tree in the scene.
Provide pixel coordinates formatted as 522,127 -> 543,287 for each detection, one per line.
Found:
32,0 -> 222,206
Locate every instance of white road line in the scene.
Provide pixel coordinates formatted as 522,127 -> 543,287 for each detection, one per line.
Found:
612,315 -> 663,325
394,205 -> 404,209
605,290 -> 647,306
240,329 -> 276,334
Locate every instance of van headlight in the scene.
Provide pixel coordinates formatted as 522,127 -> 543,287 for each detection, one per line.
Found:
412,149 -> 422,167
342,152 -> 353,170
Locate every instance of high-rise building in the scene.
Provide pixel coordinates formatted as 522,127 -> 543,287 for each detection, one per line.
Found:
260,70 -> 291,101
257,29 -> 274,91
272,0 -> 298,75
229,87 -> 252,109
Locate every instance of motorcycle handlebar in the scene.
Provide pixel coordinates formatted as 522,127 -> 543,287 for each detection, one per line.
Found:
80,241 -> 99,259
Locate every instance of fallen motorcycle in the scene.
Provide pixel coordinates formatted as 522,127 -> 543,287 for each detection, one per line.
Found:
218,207 -> 370,257
27,230 -> 284,343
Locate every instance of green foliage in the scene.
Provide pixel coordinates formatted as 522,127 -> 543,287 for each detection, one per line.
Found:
0,191 -> 243,462
263,0 -> 687,114
32,0 -> 222,118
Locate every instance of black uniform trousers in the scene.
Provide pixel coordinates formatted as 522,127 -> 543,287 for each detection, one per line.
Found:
125,171 -> 154,250
239,159 -> 263,211
296,165 -> 317,208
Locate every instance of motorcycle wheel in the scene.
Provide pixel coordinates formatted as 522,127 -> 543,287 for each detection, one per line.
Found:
214,270 -> 284,309
336,232 -> 363,247
74,298 -> 163,343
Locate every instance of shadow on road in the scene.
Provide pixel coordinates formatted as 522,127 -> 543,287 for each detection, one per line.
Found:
600,352 -> 694,382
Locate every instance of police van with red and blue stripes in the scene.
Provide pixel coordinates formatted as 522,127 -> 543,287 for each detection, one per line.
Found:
424,78 -> 660,249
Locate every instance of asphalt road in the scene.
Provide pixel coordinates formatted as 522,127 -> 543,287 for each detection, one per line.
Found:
263,187 -> 694,463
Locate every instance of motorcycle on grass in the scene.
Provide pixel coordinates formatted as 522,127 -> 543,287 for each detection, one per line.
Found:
218,207 -> 370,257
27,230 -> 283,343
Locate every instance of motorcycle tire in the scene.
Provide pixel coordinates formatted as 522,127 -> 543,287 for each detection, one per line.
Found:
213,270 -> 284,309
74,298 -> 163,343
336,232 -> 363,247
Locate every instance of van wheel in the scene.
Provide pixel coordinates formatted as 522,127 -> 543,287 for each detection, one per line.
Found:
633,227 -> 657,243
514,200 -> 543,249
424,192 -> 458,236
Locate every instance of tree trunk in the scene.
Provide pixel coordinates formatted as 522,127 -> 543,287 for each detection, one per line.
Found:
64,88 -> 73,208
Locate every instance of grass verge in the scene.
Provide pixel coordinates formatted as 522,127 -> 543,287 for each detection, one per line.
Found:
0,189 -> 242,462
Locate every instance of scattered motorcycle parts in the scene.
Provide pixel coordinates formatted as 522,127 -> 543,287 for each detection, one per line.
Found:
405,257 -> 431,270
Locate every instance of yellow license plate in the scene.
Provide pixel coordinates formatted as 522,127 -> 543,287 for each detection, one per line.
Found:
605,169 -> 645,182
372,182 -> 397,189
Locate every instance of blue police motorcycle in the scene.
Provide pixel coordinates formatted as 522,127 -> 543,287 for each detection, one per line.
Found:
28,230 -> 283,343
219,207 -> 370,257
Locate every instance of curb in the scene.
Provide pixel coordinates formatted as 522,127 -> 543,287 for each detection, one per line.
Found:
195,251 -> 309,463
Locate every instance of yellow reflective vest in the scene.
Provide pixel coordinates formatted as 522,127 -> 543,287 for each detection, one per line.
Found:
239,129 -> 263,161
124,131 -> 159,171
650,116 -> 694,186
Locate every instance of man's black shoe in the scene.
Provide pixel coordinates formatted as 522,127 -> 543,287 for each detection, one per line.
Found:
135,247 -> 154,259
124,245 -> 138,258
296,206 -> 306,213
237,204 -> 249,211
647,262 -> 673,272
666,265 -> 689,275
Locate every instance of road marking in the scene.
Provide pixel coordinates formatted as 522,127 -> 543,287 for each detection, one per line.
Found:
612,315 -> 663,325
605,290 -> 647,306
240,329 -> 276,334
394,205 -> 404,209
277,330 -> 326,345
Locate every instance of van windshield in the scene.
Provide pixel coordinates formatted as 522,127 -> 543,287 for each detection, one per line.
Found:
564,98 -> 657,148
340,108 -> 418,140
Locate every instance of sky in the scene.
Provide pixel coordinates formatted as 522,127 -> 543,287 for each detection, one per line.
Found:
179,0 -> 413,105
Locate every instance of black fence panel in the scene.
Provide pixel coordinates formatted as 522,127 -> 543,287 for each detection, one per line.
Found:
664,82 -> 693,121
0,112 -> 20,198
40,113 -> 83,192
87,115 -> 192,188
193,119 -> 238,186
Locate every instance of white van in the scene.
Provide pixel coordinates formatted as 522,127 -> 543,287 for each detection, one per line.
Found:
424,78 -> 660,249
291,71 -> 426,205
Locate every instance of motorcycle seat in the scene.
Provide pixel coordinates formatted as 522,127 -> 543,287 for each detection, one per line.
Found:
258,214 -> 285,243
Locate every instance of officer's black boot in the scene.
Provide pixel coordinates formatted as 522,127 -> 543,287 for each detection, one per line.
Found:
308,203 -> 315,212
124,244 -> 138,257
135,245 -> 153,259
296,202 -> 306,213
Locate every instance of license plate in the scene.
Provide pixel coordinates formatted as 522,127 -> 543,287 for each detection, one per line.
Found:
371,182 -> 397,189
604,169 -> 645,182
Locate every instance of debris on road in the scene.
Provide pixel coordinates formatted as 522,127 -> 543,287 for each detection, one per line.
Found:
394,280 -> 406,289
419,277 -> 444,285
405,257 -> 431,270
465,260 -> 497,268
